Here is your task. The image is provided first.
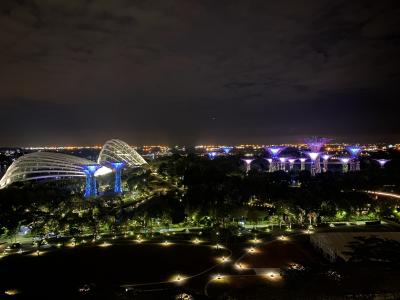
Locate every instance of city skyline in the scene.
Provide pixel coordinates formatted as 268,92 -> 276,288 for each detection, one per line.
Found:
1,1 -> 400,145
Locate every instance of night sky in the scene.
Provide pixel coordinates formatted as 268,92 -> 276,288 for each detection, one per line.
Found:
1,0 -> 400,146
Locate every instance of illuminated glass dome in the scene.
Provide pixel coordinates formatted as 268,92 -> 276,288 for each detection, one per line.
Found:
98,139 -> 147,168
0,152 -> 111,189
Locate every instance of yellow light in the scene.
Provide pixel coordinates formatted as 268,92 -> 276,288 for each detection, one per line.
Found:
279,235 -> 287,241
5,289 -> 19,296
99,242 -> 112,247
162,240 -> 172,246
248,247 -> 256,253
192,238 -> 202,244
235,262 -> 248,270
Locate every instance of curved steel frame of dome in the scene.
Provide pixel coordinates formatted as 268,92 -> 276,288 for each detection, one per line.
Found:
0,152 -> 98,189
97,139 -> 147,168
0,139 -> 148,190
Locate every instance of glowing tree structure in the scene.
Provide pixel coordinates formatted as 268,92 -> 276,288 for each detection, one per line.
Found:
305,137 -> 330,175
110,162 -> 125,194
321,154 -> 331,172
307,152 -> 320,176
339,158 -> 350,173
347,146 -> 362,171
279,157 -> 287,171
221,147 -> 233,154
266,146 -> 286,172
207,152 -> 217,159
299,158 -> 306,171
265,158 -> 273,172
288,159 -> 296,171
242,158 -> 254,173
376,159 -> 390,168
83,165 -> 102,197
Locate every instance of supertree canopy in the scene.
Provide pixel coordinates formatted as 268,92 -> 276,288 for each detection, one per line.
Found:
305,137 -> 330,152
346,146 -> 362,158
266,146 -> 286,158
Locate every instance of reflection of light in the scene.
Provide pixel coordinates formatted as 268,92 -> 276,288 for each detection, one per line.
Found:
135,238 -> 144,243
250,238 -> 261,244
279,235 -> 287,241
99,242 -> 111,247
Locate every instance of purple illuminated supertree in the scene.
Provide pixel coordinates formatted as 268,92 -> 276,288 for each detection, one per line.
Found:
207,152 -> 217,159
346,146 -> 362,171
242,158 -> 254,173
279,157 -> 287,171
305,137 -> 330,175
376,159 -> 390,168
266,146 -> 286,172
264,158 -> 273,171
288,158 -> 296,170
321,154 -> 331,172
307,152 -> 320,176
339,157 -> 350,173
221,147 -> 233,155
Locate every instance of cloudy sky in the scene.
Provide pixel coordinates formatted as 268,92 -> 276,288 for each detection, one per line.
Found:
1,0 -> 400,146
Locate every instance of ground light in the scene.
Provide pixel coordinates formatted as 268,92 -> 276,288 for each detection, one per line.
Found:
279,235 -> 287,241
248,247 -> 257,253
213,274 -> 224,281
192,238 -> 202,244
99,241 -> 112,247
162,240 -> 172,246
235,263 -> 248,270
171,274 -> 186,284
264,271 -> 282,282
218,256 -> 230,263
5,289 -> 19,296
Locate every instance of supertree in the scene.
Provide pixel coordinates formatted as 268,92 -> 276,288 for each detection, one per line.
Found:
299,158 -> 306,171
266,146 -> 286,172
288,158 -> 296,171
109,162 -> 125,194
307,152 -> 320,176
83,164 -> 102,197
321,154 -> 331,172
339,158 -> 350,173
207,152 -> 217,159
221,147 -> 233,155
376,159 -> 390,168
346,146 -> 362,171
305,137 -> 330,175
242,158 -> 254,173
279,157 -> 287,171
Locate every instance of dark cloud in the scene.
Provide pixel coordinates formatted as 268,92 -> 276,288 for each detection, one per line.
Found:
0,0 -> 400,146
